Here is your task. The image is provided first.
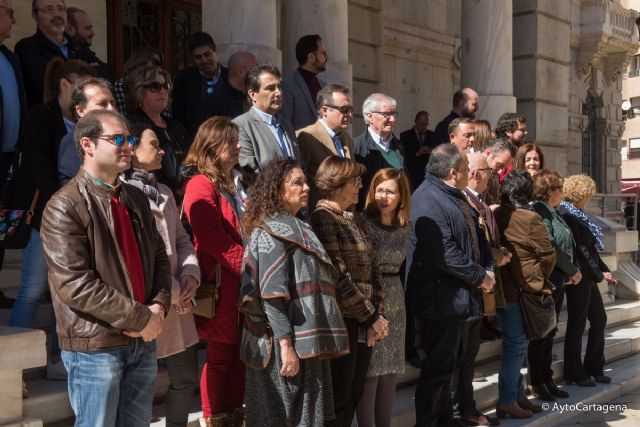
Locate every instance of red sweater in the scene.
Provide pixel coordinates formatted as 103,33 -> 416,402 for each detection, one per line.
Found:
111,193 -> 146,304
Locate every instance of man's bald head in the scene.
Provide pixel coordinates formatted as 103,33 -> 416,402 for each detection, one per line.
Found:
466,151 -> 492,194
227,51 -> 258,91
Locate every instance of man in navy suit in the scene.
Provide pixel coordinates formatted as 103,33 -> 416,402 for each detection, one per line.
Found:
172,31 -> 228,133
0,0 -> 26,304
400,110 -> 436,190
281,34 -> 327,131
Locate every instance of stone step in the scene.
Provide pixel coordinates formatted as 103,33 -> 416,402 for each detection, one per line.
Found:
389,319 -> 640,426
396,299 -> 640,387
22,301 -> 640,426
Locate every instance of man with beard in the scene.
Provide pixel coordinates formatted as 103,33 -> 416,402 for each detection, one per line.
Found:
433,87 -> 479,145
65,8 -> 112,82
234,64 -> 302,178
172,31 -> 228,133
15,0 -> 112,108
495,112 -> 528,182
281,34 -> 327,131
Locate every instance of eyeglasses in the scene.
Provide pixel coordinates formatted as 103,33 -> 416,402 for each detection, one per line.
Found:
0,5 -> 14,18
372,111 -> 399,119
375,188 -> 398,197
350,176 -> 362,185
313,50 -> 328,57
145,82 -> 171,93
36,5 -> 66,14
325,104 -> 354,114
97,134 -> 137,148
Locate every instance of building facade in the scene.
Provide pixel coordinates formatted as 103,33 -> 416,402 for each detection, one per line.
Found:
6,0 -> 639,194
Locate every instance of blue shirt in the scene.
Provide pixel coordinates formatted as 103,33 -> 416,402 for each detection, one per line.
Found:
58,132 -> 80,186
0,46 -> 21,152
45,34 -> 69,58
319,119 -> 345,157
63,117 -> 75,135
368,127 -> 392,153
252,106 -> 293,157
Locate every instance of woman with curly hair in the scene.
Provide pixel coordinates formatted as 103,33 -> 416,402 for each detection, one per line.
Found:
559,174 -> 616,386
239,158 -> 349,426
514,143 -> 545,177
182,117 -> 248,427
310,156 -> 388,427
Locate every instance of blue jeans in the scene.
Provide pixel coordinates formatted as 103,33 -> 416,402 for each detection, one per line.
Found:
496,303 -> 528,404
9,228 -> 60,355
61,339 -> 158,427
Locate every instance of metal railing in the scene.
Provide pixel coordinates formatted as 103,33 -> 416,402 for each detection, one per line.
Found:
589,193 -> 638,231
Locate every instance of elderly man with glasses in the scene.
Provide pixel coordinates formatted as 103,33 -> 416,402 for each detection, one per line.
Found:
353,92 -> 404,210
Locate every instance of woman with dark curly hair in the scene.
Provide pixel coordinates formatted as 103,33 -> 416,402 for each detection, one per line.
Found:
310,156 -> 388,427
182,117 -> 248,427
239,158 -> 349,426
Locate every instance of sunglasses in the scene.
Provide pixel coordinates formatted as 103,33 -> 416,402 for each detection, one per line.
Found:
145,82 -> 171,93
98,134 -> 137,148
372,111 -> 399,119
325,104 -> 354,114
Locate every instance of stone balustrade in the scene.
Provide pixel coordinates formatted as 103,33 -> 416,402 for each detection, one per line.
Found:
0,327 -> 47,427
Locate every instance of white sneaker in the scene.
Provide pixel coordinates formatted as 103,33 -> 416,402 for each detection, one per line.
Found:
46,360 -> 68,380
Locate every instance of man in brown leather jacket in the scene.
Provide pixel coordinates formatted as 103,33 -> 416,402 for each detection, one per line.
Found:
40,109 -> 171,427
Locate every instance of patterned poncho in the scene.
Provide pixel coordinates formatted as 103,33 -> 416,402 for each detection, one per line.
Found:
239,212 -> 350,370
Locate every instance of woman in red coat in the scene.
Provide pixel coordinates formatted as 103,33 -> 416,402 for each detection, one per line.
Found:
182,117 -> 249,427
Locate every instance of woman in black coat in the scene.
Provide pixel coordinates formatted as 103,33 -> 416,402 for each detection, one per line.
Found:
559,174 -> 617,386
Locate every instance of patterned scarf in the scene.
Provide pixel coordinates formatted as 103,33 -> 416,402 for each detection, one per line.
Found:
125,169 -> 161,205
560,200 -> 604,250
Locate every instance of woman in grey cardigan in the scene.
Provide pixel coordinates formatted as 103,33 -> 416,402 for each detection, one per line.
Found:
239,158 -> 349,427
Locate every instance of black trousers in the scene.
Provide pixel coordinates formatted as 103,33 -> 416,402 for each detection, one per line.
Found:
452,317 -> 482,417
415,318 -> 465,427
527,285 -> 565,386
326,318 -> 373,427
563,280 -> 607,381
163,343 -> 200,427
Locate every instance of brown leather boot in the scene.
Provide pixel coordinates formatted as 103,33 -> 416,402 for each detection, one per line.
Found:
200,413 -> 228,427
228,407 -> 245,427
517,396 -> 543,413
495,402 -> 533,419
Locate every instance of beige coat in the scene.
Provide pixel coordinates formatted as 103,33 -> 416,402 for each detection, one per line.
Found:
152,183 -> 201,358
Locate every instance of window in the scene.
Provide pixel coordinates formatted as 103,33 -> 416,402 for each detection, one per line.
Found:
630,54 -> 640,77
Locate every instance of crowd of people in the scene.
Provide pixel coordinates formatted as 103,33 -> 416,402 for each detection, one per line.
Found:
0,1 -> 619,427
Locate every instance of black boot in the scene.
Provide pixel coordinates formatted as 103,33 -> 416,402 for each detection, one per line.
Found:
545,380 -> 569,398
531,383 -> 556,401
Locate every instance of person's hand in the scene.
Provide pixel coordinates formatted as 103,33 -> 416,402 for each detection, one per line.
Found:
570,270 -> 583,285
478,271 -> 495,293
603,272 -> 617,286
373,316 -> 389,339
279,338 -> 299,377
124,305 -> 164,342
416,146 -> 432,156
179,275 -> 199,306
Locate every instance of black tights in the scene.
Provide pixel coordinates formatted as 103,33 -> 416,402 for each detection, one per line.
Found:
355,374 -> 398,427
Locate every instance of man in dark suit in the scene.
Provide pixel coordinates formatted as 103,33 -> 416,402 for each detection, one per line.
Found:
172,31 -> 228,133
15,0 -> 111,108
433,87 -> 479,145
191,51 -> 257,135
406,144 -> 495,427
353,92 -> 403,210
64,6 -> 111,82
281,34 -> 327,131
400,110 -> 436,190
0,0 -> 25,305
234,64 -> 302,178
297,83 -> 354,208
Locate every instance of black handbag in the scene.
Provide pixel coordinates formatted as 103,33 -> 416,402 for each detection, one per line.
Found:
518,290 -> 557,340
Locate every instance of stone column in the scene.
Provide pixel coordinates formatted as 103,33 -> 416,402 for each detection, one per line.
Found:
202,0 -> 282,67
460,0 -> 516,126
281,0 -> 352,88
